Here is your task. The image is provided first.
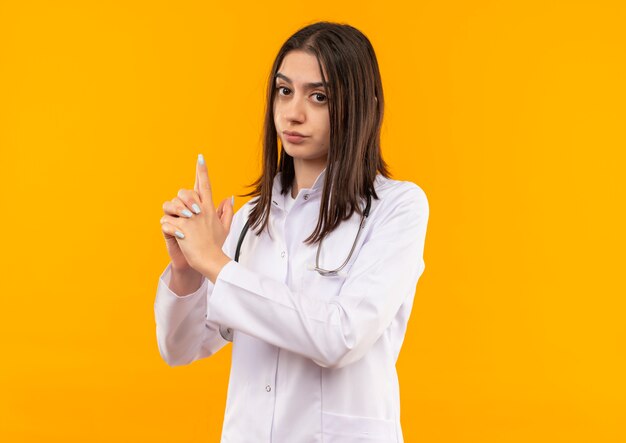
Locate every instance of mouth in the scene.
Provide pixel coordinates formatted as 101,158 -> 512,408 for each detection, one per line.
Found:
283,130 -> 308,137
282,130 -> 309,144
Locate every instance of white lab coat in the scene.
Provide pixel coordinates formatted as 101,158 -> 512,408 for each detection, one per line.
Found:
154,168 -> 429,443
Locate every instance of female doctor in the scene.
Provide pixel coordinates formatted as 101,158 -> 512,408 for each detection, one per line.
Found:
155,21 -> 429,443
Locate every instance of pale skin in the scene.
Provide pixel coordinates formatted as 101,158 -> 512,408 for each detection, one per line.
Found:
160,156 -> 233,286
160,49 -> 331,290
274,50 -> 331,198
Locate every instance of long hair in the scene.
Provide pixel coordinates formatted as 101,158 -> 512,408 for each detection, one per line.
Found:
240,21 -> 391,245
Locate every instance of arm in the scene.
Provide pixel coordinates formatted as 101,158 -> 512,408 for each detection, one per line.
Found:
169,265 -> 204,297
153,204 -> 249,367
207,185 -> 429,369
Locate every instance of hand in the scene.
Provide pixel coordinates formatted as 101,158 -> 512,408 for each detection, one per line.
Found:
160,192 -> 233,271
159,154 -> 234,280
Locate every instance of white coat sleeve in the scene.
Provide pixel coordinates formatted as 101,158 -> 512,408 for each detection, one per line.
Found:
207,185 -> 429,369
153,202 -> 249,367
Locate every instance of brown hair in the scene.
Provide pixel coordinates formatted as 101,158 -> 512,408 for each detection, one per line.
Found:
241,21 -> 391,245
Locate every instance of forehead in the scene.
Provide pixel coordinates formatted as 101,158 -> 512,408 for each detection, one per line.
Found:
276,50 -> 327,82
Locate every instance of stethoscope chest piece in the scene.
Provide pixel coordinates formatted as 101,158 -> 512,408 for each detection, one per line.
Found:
219,326 -> 234,341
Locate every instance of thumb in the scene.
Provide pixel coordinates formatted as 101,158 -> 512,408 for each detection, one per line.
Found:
216,196 -> 227,218
220,195 -> 235,235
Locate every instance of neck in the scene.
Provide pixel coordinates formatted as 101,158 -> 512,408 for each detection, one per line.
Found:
291,157 -> 327,199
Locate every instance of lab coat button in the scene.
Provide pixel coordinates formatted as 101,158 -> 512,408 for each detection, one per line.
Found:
265,385 -> 272,392
303,194 -> 309,200
280,251 -> 286,258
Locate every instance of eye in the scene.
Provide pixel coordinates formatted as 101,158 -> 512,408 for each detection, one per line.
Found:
275,85 -> 327,104
312,92 -> 328,103
276,85 -> 291,96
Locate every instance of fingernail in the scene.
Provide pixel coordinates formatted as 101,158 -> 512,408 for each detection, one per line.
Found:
197,153 -> 205,165
231,195 -> 235,206
175,230 -> 185,239
192,203 -> 201,214
181,209 -> 193,218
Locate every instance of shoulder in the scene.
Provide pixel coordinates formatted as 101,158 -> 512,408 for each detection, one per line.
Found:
373,175 -> 429,215
362,176 -> 429,245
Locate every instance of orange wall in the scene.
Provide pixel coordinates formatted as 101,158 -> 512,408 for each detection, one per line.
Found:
1,1 -> 624,442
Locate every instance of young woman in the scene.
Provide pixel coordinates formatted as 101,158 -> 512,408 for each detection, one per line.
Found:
155,21 -> 429,443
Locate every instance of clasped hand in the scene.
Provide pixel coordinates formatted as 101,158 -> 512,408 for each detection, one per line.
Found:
160,154 -> 234,283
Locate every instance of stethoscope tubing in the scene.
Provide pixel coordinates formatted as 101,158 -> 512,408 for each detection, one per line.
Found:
218,193 -> 372,342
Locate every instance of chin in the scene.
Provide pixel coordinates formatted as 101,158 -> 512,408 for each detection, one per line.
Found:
282,144 -> 307,157
281,142 -> 327,161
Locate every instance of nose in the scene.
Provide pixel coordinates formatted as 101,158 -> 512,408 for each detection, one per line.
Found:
281,93 -> 306,124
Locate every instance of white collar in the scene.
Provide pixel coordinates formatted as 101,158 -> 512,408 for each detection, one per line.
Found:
271,167 -> 327,210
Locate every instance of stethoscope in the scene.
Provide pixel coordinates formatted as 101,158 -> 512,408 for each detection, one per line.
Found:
218,193 -> 372,342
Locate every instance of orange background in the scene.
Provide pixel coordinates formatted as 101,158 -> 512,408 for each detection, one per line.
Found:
1,1 -> 625,442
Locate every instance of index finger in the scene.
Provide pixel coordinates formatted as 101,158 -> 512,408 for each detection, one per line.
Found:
196,153 -> 214,207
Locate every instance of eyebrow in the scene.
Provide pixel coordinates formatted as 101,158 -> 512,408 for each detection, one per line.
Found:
275,73 -> 327,89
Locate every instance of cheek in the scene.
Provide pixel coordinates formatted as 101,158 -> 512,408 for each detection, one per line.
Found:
315,111 -> 330,133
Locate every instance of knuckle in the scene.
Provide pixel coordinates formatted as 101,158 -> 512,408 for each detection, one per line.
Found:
178,190 -> 193,206
167,199 -> 181,214
164,202 -> 176,215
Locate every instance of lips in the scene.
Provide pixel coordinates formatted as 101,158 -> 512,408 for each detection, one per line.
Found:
282,130 -> 309,144
283,130 -> 308,137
